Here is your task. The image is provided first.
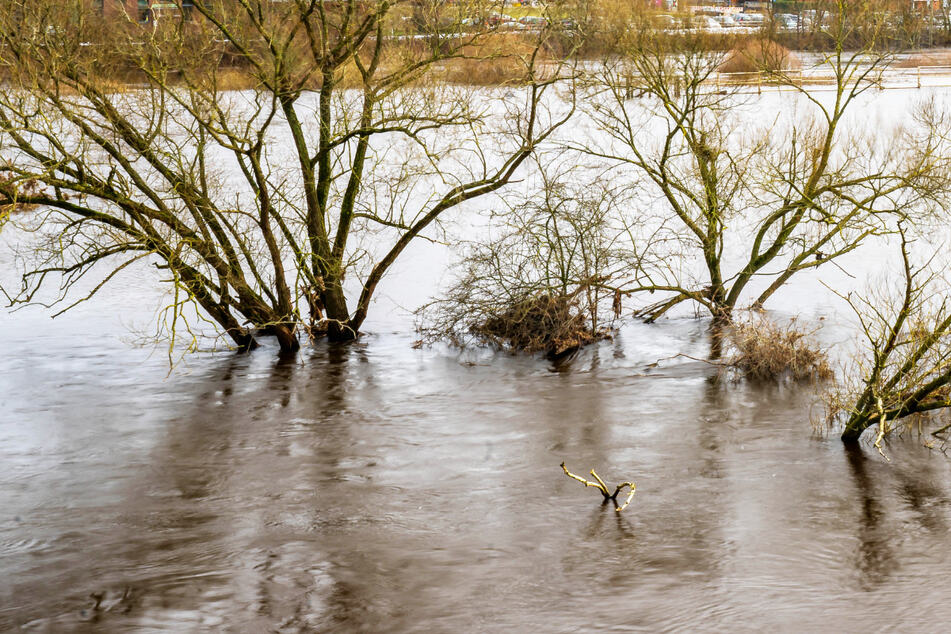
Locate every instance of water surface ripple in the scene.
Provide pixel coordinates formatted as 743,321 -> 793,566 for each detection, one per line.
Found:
4,316 -> 951,632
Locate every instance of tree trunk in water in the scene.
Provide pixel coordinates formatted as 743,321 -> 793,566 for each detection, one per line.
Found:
708,319 -> 726,360
321,282 -> 358,342
327,320 -> 358,342
709,285 -> 731,322
708,296 -> 733,360
841,417 -> 869,444
273,324 -> 300,353
229,328 -> 258,352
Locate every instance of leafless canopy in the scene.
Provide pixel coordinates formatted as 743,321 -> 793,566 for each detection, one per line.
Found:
576,0 -> 951,324
0,0 -> 576,353
826,227 -> 951,445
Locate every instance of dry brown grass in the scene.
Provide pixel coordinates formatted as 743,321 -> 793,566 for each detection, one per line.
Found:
207,67 -> 263,91
729,318 -> 832,382
181,34 -> 549,90
439,34 -> 548,86
894,50 -> 951,68
470,292 -> 607,358
2,32 -> 550,94
718,39 -> 800,74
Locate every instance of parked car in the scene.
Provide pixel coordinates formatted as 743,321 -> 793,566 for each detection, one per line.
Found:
653,14 -> 677,30
487,13 -> 517,29
518,16 -> 547,29
734,13 -> 766,26
775,13 -> 800,30
692,16 -> 722,31
712,15 -> 737,28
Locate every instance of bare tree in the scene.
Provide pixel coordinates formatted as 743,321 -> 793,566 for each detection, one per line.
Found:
575,1 -> 951,325
825,226 -> 951,446
417,163 -> 629,357
0,0 -> 576,353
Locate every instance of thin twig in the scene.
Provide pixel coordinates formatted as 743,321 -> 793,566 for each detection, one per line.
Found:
561,461 -> 609,496
612,482 -> 637,512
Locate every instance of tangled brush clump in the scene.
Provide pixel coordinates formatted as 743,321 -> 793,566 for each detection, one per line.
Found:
416,179 -> 628,359
469,291 -> 608,358
729,318 -> 832,382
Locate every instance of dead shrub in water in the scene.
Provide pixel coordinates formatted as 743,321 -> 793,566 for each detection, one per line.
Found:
470,289 -> 607,357
717,39 -> 800,74
417,175 -> 630,358
729,318 -> 831,382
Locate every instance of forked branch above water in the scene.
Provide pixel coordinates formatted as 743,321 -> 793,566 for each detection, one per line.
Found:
561,462 -> 636,512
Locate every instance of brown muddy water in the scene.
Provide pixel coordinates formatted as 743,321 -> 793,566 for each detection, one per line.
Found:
5,290 -> 951,632
4,181 -> 951,632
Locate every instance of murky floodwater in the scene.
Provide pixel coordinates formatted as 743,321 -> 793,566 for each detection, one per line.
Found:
5,85 -> 951,631
5,280 -> 951,631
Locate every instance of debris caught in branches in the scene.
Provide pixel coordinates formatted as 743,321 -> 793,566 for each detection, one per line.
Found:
468,288 -> 608,358
0,174 -> 41,216
561,461 -> 636,512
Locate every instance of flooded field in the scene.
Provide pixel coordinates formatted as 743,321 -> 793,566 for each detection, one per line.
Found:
4,254 -> 951,632
4,80 -> 951,631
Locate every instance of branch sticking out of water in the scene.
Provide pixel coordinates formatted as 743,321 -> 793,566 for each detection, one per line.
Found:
874,397 -> 891,463
561,462 -> 636,512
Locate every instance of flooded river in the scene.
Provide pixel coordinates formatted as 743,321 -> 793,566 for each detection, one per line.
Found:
5,85 -> 951,630
4,262 -> 951,631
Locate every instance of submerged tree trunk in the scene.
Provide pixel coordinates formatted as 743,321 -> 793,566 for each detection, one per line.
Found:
841,417 -> 870,444
321,280 -> 357,342
708,319 -> 727,360
272,324 -> 301,353
231,330 -> 259,353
